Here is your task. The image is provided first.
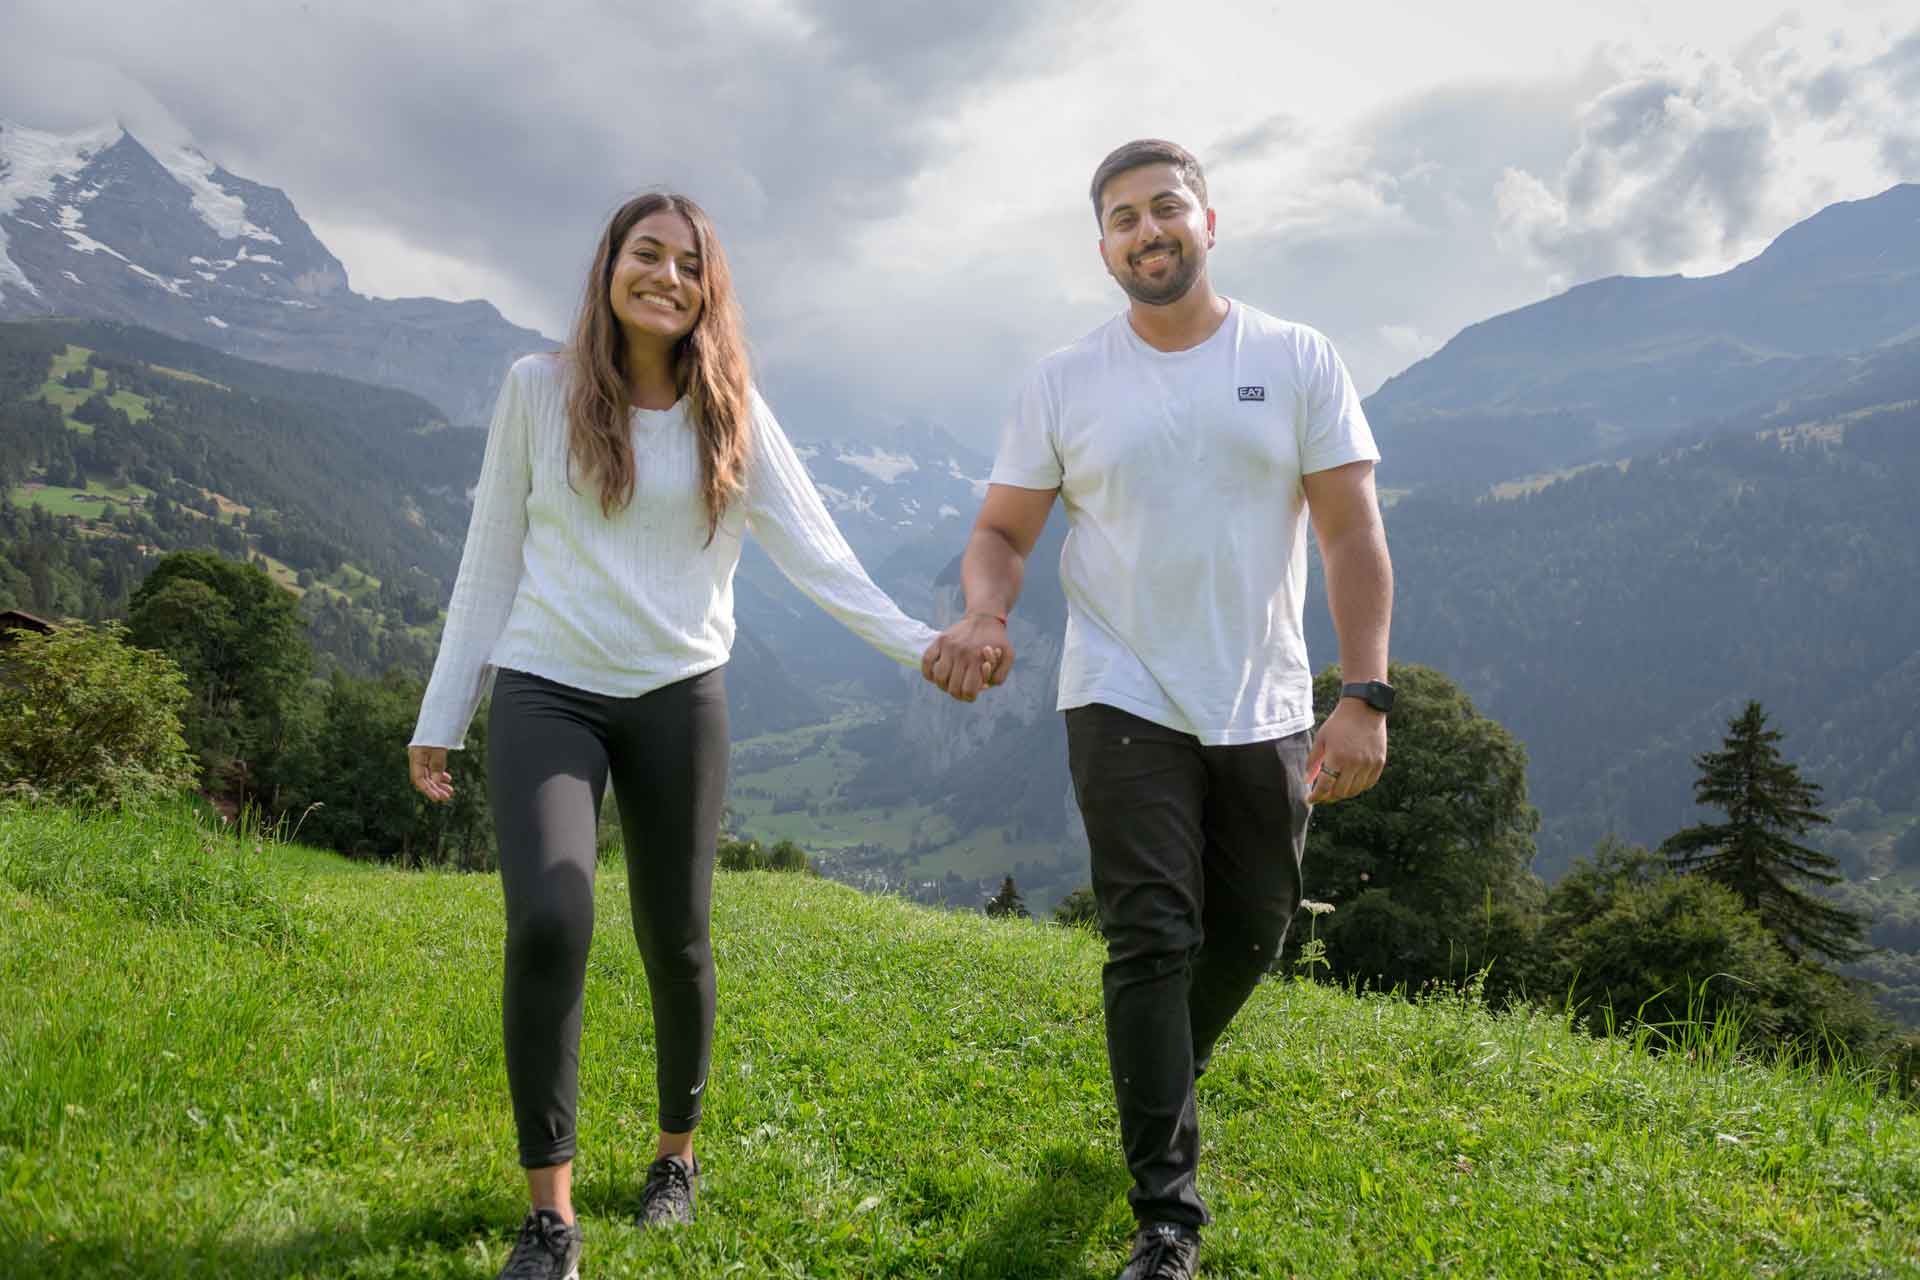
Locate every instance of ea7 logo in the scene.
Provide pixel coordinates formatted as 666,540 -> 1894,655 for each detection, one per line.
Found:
1237,386 -> 1266,401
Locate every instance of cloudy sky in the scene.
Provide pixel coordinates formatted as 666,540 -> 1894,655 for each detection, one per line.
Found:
4,0 -> 1919,445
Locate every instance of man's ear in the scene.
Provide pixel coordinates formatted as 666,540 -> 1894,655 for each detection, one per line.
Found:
1205,207 -> 1217,250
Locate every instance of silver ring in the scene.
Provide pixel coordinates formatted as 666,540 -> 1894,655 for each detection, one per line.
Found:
1323,767 -> 1341,780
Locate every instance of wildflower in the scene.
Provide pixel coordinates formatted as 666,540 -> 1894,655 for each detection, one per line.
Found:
1301,900 -> 1336,916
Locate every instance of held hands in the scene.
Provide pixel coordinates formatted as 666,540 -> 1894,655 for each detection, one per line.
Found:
408,745 -> 455,803
920,614 -> 1013,703
1305,698 -> 1387,805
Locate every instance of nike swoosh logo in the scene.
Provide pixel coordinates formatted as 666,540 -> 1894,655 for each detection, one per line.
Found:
691,1079 -> 706,1097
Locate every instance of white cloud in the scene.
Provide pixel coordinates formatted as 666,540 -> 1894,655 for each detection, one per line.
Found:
2,1 -> 1918,437
1495,26 -> 1920,291
302,216 -> 562,335
1378,324 -> 1441,365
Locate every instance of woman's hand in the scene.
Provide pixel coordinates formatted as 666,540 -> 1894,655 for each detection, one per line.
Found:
409,745 -> 454,803
921,615 -> 1009,703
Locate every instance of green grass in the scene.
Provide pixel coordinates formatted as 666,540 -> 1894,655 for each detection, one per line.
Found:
731,794 -> 943,856
148,363 -> 227,390
9,479 -> 153,518
728,719 -> 941,852
3,802 -> 1919,1277
33,344 -> 153,430
1488,460 -> 1632,501
726,717 -> 1057,881
258,554 -> 306,596
108,388 -> 153,423
910,831 -> 1064,880
47,343 -> 94,381
326,563 -> 384,600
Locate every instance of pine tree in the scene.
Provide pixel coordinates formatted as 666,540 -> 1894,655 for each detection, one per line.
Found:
986,875 -> 1029,920
1660,701 -> 1869,964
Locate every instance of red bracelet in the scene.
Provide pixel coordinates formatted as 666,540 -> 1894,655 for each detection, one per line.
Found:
964,611 -> 1008,626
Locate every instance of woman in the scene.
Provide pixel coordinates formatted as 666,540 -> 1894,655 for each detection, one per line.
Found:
408,192 -> 981,1280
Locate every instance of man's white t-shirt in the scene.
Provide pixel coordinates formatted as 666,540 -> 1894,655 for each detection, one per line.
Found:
989,299 -> 1379,745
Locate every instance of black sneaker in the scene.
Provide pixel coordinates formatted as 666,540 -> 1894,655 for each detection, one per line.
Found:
1117,1222 -> 1200,1280
637,1153 -> 699,1227
496,1208 -> 581,1280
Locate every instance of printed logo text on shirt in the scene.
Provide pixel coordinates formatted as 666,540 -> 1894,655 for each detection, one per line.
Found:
1237,386 -> 1266,401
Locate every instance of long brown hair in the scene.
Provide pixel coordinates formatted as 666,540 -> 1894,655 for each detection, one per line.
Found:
565,192 -> 752,539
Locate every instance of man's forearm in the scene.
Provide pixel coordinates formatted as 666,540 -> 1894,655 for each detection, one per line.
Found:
1321,526 -> 1392,683
961,526 -> 1028,618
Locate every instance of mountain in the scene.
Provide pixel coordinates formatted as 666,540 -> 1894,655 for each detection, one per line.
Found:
816,370 -> 1919,914
1313,387 -> 1920,878
0,118 -> 991,593
787,422 -> 990,561
800,269 -> 1920,910
0,316 -> 476,606
9,113 -> 1910,944
728,425 -> 992,693
1366,183 -> 1920,494
0,121 -> 553,425
0,116 -> 1000,702
0,317 -> 819,737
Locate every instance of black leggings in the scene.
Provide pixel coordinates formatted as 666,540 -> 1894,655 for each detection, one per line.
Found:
486,666 -> 729,1169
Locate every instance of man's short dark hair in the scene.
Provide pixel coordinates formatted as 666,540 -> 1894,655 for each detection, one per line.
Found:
1089,139 -> 1208,228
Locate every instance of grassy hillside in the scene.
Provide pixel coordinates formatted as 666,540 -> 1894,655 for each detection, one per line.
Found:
0,321 -> 475,677
4,803 -> 1919,1278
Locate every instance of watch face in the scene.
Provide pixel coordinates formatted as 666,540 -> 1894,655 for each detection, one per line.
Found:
1347,681 -> 1393,712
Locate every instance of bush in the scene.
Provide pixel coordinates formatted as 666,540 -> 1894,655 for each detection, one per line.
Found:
717,836 -> 812,874
275,669 -> 492,869
1321,889 -> 1445,991
1540,853 -> 1890,1060
0,622 -> 196,807
1300,663 -> 1544,991
1052,886 -> 1101,932
769,839 -> 811,873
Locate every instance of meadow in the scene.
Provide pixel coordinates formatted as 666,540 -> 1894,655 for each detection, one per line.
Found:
3,802 -> 1918,1278
35,342 -> 154,433
724,721 -> 1069,905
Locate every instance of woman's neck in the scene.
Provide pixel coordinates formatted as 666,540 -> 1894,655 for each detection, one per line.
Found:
623,331 -> 680,410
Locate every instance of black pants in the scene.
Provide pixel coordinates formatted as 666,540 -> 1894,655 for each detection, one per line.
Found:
487,666 -> 729,1169
1066,703 -> 1313,1229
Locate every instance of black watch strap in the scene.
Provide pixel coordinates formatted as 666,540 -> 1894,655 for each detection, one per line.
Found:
1341,680 -> 1394,713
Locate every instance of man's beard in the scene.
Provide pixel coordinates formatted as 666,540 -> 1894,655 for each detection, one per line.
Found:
1117,244 -> 1201,307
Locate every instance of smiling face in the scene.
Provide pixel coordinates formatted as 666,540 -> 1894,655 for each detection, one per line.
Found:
609,210 -> 704,344
1096,162 -> 1215,307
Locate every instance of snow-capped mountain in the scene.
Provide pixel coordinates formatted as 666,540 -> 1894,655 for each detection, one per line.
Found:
0,119 -> 997,558
0,120 -> 552,425
784,420 -> 991,557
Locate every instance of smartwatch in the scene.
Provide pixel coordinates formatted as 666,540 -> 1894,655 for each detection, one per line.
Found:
1340,680 -> 1394,714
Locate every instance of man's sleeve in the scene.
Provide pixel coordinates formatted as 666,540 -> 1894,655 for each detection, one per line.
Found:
988,365 -> 1064,490
1299,329 -> 1380,476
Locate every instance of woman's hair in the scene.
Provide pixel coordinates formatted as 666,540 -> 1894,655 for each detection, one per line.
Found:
565,191 -> 752,540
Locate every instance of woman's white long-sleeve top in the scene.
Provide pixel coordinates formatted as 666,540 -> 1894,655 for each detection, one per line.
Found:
410,354 -> 937,748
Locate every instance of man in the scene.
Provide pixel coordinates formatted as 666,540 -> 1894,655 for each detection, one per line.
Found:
921,139 -> 1393,1280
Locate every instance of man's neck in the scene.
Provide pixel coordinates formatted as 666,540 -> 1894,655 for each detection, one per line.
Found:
1126,283 -> 1229,353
